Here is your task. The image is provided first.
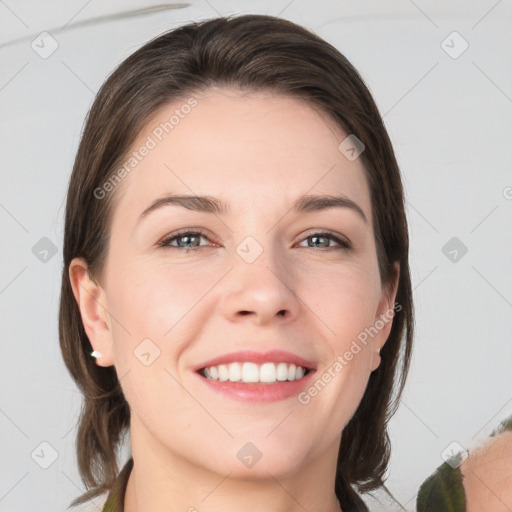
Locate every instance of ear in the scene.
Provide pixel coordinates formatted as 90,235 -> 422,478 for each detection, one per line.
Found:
370,261 -> 400,372
68,257 -> 115,367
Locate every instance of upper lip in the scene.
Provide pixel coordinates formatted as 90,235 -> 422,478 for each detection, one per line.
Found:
192,349 -> 317,372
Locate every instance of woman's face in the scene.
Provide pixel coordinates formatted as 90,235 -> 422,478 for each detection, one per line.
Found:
73,87 -> 398,479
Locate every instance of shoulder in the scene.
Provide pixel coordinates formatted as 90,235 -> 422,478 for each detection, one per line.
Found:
416,413 -> 512,512
66,491 -> 108,512
460,429 -> 512,510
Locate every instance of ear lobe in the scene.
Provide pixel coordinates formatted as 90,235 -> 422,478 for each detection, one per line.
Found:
68,258 -> 115,367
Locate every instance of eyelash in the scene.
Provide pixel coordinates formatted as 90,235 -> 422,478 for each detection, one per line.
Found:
157,229 -> 352,252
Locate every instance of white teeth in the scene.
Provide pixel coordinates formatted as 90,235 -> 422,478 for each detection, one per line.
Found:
218,364 -> 229,381
201,361 -> 309,383
241,362 -> 259,383
228,362 -> 242,382
287,363 -> 296,381
259,362 -> 276,383
276,362 -> 289,381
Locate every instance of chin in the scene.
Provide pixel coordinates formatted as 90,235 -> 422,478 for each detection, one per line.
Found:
222,456 -> 304,481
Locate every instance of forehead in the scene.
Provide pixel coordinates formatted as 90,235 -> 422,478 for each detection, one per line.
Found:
111,87 -> 372,225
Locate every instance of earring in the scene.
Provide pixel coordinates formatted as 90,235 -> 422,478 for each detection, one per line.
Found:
90,350 -> 102,359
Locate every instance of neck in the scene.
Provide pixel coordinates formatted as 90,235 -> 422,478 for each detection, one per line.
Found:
124,414 -> 343,512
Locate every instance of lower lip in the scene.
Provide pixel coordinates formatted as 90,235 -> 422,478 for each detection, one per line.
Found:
194,370 -> 317,403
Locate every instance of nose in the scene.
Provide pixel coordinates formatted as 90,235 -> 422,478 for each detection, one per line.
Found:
221,248 -> 301,326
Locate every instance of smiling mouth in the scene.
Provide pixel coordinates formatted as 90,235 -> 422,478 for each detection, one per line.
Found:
197,361 -> 312,385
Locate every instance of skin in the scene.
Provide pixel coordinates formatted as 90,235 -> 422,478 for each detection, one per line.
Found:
69,87 -> 399,512
462,431 -> 512,512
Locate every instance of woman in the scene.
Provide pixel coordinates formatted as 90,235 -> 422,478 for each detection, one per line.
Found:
59,14 -> 414,512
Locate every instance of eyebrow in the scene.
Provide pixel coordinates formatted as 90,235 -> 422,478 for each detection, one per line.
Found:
138,193 -> 368,224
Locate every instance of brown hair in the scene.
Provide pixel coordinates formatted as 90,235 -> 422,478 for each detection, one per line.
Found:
59,13 -> 414,511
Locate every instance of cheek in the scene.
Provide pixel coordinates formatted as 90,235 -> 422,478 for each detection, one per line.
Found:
104,257 -> 220,372
299,264 -> 380,412
299,273 -> 376,434
302,264 -> 381,341
105,255 -> 186,329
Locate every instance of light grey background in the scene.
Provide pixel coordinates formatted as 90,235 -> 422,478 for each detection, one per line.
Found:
1,1 -> 511,511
